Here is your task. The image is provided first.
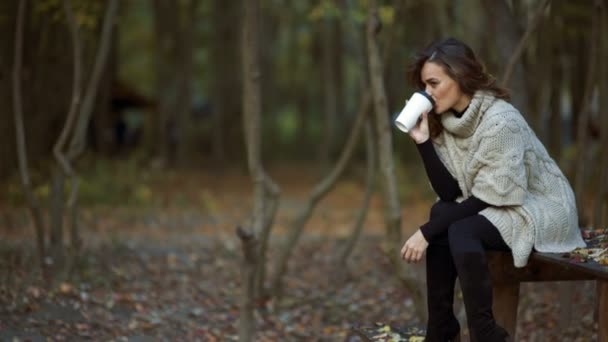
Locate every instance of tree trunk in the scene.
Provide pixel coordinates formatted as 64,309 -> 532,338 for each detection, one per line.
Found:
595,1 -> 608,229
152,0 -> 179,166
574,1 -> 601,226
12,0 -> 47,271
319,15 -> 338,167
547,64 -> 562,160
0,1 -> 17,181
240,0 -> 267,338
174,0 -> 197,165
50,166 -> 65,265
570,39 -> 587,142
366,0 -> 426,321
210,0 -> 242,164
236,227 -> 257,342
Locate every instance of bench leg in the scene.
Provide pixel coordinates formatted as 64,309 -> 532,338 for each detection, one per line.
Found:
600,280 -> 608,342
493,282 -> 520,340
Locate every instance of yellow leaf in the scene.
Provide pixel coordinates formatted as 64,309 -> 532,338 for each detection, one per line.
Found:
380,324 -> 391,332
59,282 -> 73,294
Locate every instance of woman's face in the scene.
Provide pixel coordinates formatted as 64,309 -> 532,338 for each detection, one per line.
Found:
420,61 -> 470,114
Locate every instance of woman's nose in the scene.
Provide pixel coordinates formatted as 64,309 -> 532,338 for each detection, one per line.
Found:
424,86 -> 432,96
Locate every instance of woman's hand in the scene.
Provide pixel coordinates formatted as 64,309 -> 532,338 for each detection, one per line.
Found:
401,229 -> 429,263
408,111 -> 430,144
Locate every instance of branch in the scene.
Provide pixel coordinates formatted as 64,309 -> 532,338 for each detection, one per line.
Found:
68,0 -> 119,159
337,119 -> 376,267
501,0 -> 551,86
54,0 -> 82,177
269,92 -> 372,298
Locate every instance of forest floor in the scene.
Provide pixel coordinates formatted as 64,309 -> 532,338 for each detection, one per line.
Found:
0,162 -> 599,341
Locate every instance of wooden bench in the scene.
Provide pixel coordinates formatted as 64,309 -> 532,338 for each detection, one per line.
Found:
489,251 -> 608,341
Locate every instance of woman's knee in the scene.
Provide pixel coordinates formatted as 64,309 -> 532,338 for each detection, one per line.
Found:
447,217 -> 479,245
429,201 -> 458,220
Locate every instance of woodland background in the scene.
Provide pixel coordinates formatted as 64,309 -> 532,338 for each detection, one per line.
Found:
1,0 -> 607,341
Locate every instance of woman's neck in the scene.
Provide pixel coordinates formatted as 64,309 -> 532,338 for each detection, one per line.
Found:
452,95 -> 472,114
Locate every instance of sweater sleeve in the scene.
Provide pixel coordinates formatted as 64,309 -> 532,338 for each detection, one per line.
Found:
420,196 -> 490,242
416,139 -> 462,201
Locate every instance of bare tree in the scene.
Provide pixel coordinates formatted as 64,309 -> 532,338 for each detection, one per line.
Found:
48,0 -> 118,267
239,0 -> 282,338
366,0 -> 426,321
12,0 -> 46,271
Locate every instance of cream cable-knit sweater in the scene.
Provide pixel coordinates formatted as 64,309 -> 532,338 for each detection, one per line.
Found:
433,91 -> 586,267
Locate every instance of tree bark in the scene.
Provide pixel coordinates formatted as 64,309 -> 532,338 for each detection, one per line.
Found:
594,1 -> 608,229
236,226 -> 257,342
366,0 -> 426,321
320,15 -> 338,167
12,0 -> 47,271
240,0 -> 274,338
50,166 -> 65,263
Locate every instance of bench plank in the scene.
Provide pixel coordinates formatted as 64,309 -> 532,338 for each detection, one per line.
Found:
489,251 -> 608,341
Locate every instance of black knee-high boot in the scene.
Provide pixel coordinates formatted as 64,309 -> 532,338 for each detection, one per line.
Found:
425,239 -> 460,341
448,216 -> 510,342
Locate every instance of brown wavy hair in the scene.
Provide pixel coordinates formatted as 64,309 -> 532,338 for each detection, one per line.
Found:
407,37 -> 510,138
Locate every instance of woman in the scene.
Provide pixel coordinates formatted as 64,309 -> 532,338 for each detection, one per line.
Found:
399,38 -> 586,342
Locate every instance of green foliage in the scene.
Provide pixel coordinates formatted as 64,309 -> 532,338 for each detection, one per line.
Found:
378,5 -> 395,26
118,1 -> 156,98
276,106 -> 299,143
33,0 -> 103,32
309,0 -> 342,21
75,158 -> 155,207
6,158 -> 157,208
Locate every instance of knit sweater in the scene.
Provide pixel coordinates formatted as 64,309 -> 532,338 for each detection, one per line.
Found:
432,91 -> 586,267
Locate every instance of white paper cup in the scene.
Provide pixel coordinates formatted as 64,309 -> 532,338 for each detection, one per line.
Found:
394,91 -> 434,133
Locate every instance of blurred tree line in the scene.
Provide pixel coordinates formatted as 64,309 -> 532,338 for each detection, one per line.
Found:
1,0 -> 607,315
1,1 -> 606,172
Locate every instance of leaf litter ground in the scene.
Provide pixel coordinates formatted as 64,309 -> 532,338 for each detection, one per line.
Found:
0,163 -> 601,341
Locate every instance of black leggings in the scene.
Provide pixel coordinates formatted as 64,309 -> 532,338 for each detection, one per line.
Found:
425,201 -> 511,342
